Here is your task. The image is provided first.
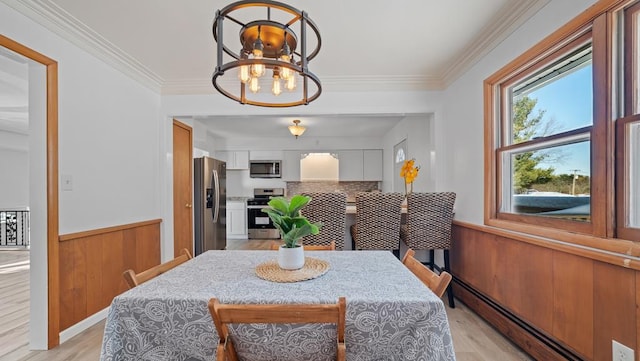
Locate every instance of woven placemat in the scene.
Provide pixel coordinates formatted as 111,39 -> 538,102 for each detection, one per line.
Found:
255,257 -> 330,283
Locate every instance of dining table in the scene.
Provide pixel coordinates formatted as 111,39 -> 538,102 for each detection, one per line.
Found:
100,250 -> 456,361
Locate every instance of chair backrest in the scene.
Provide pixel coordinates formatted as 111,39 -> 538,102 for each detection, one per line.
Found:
351,192 -> 404,250
122,248 -> 192,289
270,240 -> 336,251
402,249 -> 452,298
209,297 -> 346,361
300,192 -> 347,249
404,192 -> 456,250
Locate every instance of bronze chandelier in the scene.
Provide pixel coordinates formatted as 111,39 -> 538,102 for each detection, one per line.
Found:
212,0 -> 322,107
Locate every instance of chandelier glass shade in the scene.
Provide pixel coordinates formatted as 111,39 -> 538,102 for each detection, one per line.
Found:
288,119 -> 306,138
212,0 -> 322,107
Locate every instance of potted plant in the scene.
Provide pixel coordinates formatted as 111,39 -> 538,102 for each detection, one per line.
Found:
261,195 -> 322,270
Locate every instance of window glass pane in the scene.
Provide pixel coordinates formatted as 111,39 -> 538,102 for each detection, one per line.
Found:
504,141 -> 591,221
509,45 -> 593,144
629,122 -> 640,227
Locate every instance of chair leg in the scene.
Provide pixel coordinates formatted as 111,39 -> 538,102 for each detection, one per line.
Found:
428,250 -> 435,271
444,249 -> 455,308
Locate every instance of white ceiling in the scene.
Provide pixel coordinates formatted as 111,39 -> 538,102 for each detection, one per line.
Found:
1,0 -> 549,137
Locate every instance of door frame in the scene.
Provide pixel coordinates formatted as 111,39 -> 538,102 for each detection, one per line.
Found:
0,35 -> 60,348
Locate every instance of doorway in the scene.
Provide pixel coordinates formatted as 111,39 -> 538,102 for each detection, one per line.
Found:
0,43 -> 31,358
0,35 -> 59,350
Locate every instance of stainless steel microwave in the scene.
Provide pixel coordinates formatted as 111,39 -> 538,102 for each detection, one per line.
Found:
249,160 -> 281,178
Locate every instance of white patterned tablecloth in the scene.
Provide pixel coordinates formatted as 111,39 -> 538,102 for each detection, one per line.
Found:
100,250 -> 456,361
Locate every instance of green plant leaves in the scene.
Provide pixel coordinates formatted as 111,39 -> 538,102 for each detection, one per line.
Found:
261,195 -> 322,248
287,194 -> 310,215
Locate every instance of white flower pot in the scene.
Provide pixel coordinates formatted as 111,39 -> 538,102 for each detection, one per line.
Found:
278,245 -> 305,270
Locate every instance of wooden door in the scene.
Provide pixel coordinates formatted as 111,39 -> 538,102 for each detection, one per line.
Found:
173,120 -> 193,257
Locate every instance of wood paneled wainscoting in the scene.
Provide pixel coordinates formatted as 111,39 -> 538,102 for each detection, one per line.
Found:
451,221 -> 638,361
58,219 -> 161,331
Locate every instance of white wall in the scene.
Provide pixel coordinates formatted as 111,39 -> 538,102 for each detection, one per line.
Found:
1,1 -> 163,347
0,146 -> 29,208
439,0 -> 597,224
1,4 -> 162,234
382,114 -> 436,193
56,57 -> 161,233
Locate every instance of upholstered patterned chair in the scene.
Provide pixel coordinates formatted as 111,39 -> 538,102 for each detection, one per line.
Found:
300,192 -> 347,250
350,192 -> 404,255
400,192 -> 456,307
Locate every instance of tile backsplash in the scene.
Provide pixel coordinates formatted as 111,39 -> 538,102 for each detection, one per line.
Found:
286,181 -> 380,200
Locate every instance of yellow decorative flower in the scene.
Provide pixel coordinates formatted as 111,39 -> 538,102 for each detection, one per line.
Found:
400,159 -> 420,195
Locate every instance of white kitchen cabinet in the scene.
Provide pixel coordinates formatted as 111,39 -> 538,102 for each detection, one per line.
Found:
216,151 -> 249,170
282,151 -> 302,181
226,200 -> 247,239
363,149 -> 383,181
337,150 -> 364,181
250,150 -> 284,161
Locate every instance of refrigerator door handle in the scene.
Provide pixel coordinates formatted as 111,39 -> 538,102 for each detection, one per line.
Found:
211,169 -> 220,223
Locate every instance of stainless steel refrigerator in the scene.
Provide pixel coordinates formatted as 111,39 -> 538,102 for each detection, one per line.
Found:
194,156 -> 226,255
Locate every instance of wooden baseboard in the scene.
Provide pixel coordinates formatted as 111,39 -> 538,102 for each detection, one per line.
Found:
453,279 -> 584,361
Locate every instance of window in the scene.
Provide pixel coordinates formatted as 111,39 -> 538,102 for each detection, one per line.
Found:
485,0 -> 640,248
499,40 -> 593,223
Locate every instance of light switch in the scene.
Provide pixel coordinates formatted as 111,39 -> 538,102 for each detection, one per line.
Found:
62,174 -> 73,191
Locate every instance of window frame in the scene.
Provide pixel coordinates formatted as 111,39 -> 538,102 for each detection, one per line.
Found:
617,2 -> 640,239
616,115 -> 640,240
483,0 -> 639,253
495,32 -> 595,235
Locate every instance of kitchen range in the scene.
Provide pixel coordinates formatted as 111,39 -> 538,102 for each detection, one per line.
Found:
247,188 -> 284,239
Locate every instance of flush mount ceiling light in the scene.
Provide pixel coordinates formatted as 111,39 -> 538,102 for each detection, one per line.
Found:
288,119 -> 306,138
212,0 -> 322,107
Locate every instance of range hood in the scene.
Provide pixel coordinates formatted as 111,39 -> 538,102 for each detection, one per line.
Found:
300,153 -> 339,181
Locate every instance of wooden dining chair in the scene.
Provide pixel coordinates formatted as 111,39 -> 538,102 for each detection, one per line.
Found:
208,297 -> 347,361
122,248 -> 192,289
402,249 -> 452,298
269,240 -> 336,251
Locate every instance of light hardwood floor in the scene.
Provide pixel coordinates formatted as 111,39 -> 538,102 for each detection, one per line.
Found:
1,243 -> 532,361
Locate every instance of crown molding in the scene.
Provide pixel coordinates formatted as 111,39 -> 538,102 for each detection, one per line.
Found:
441,0 -> 550,87
2,0 -> 548,96
2,0 -> 163,93
320,75 -> 445,92
161,78 -> 214,95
